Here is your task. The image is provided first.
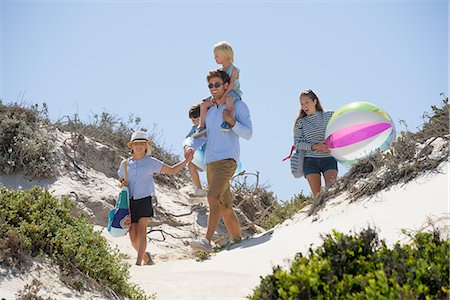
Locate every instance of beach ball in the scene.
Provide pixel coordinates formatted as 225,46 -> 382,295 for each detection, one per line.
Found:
324,102 -> 395,165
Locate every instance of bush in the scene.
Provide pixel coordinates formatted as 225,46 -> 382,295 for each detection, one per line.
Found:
231,171 -> 312,230
56,110 -> 187,185
258,192 -> 312,229
249,227 -> 450,299
0,102 -> 56,178
0,187 -> 147,300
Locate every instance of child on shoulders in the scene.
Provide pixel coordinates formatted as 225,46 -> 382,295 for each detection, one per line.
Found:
195,41 -> 242,137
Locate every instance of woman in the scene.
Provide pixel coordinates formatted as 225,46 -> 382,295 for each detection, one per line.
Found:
118,131 -> 193,265
293,89 -> 338,197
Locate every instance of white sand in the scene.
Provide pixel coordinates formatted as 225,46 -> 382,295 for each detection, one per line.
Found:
122,159 -> 449,300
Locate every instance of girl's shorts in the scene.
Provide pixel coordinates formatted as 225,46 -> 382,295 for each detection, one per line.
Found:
130,195 -> 154,223
303,157 -> 338,176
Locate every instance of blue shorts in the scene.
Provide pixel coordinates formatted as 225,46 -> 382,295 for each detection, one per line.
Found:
303,157 -> 338,176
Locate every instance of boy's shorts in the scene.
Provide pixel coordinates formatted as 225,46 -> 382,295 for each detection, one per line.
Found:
130,196 -> 154,223
229,90 -> 241,103
303,156 -> 338,176
206,159 -> 237,208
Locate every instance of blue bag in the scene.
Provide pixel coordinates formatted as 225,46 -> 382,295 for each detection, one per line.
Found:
108,160 -> 131,237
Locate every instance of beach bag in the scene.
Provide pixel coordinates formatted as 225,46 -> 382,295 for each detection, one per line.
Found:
107,160 -> 131,237
283,145 -> 305,178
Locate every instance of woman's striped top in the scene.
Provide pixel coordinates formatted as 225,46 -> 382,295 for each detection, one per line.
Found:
293,111 -> 334,158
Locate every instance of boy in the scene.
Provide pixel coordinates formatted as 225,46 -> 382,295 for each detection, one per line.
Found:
185,104 -> 208,197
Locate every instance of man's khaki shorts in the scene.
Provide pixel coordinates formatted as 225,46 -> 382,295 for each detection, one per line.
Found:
206,159 -> 237,208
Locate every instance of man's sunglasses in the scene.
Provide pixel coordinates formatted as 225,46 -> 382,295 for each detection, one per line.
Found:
208,82 -> 223,89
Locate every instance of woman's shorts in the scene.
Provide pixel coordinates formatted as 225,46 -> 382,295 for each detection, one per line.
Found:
303,156 -> 338,176
130,195 -> 154,223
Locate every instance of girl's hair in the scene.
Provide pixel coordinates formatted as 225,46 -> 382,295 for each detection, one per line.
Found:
213,41 -> 234,64
293,89 -> 324,131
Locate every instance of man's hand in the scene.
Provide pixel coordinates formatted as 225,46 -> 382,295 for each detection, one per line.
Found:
222,109 -> 236,127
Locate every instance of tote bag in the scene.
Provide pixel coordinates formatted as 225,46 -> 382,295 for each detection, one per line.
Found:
107,160 -> 131,237
283,142 -> 305,178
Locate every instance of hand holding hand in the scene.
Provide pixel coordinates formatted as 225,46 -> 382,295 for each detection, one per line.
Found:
185,150 -> 194,162
184,147 -> 194,159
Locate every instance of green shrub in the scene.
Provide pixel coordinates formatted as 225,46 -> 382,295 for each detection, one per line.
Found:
249,227 -> 450,299
0,102 -> 56,178
259,192 -> 312,229
419,97 -> 449,140
0,187 -> 147,299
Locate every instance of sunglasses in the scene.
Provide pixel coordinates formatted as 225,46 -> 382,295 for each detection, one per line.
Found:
208,82 -> 223,89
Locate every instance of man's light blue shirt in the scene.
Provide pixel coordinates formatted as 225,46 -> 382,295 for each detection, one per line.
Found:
183,100 -> 252,164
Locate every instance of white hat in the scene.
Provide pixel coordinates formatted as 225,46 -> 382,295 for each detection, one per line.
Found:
127,131 -> 152,155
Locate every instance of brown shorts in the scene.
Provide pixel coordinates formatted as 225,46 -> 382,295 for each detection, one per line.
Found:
206,159 -> 237,208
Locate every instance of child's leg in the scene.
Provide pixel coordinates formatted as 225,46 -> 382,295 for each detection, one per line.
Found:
221,97 -> 236,131
199,100 -> 212,128
188,162 -> 201,189
225,96 -> 235,115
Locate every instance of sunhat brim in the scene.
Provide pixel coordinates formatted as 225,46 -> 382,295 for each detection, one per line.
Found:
127,139 -> 152,149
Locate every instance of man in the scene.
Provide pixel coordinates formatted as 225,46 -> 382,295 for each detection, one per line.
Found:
183,70 -> 252,251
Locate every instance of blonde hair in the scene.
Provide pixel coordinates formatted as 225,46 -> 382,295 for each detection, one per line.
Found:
293,89 -> 324,132
213,41 -> 234,64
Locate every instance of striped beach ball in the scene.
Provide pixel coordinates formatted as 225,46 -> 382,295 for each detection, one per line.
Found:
324,102 -> 395,165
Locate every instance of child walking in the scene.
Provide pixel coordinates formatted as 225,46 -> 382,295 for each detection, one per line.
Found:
186,104 -> 208,197
118,131 -> 193,265
195,41 -> 243,137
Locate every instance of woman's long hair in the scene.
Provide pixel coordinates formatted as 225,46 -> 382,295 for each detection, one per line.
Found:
293,89 -> 324,132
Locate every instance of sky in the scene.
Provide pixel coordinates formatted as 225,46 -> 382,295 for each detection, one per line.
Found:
1,0 -> 448,202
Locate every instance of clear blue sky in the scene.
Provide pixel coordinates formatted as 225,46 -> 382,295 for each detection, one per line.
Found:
1,0 -> 448,202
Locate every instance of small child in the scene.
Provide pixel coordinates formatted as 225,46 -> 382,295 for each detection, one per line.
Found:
196,41 -> 243,136
186,104 -> 208,197
118,130 -> 193,265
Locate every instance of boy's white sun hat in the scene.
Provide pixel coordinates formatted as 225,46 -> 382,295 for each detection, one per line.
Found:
127,131 -> 152,155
